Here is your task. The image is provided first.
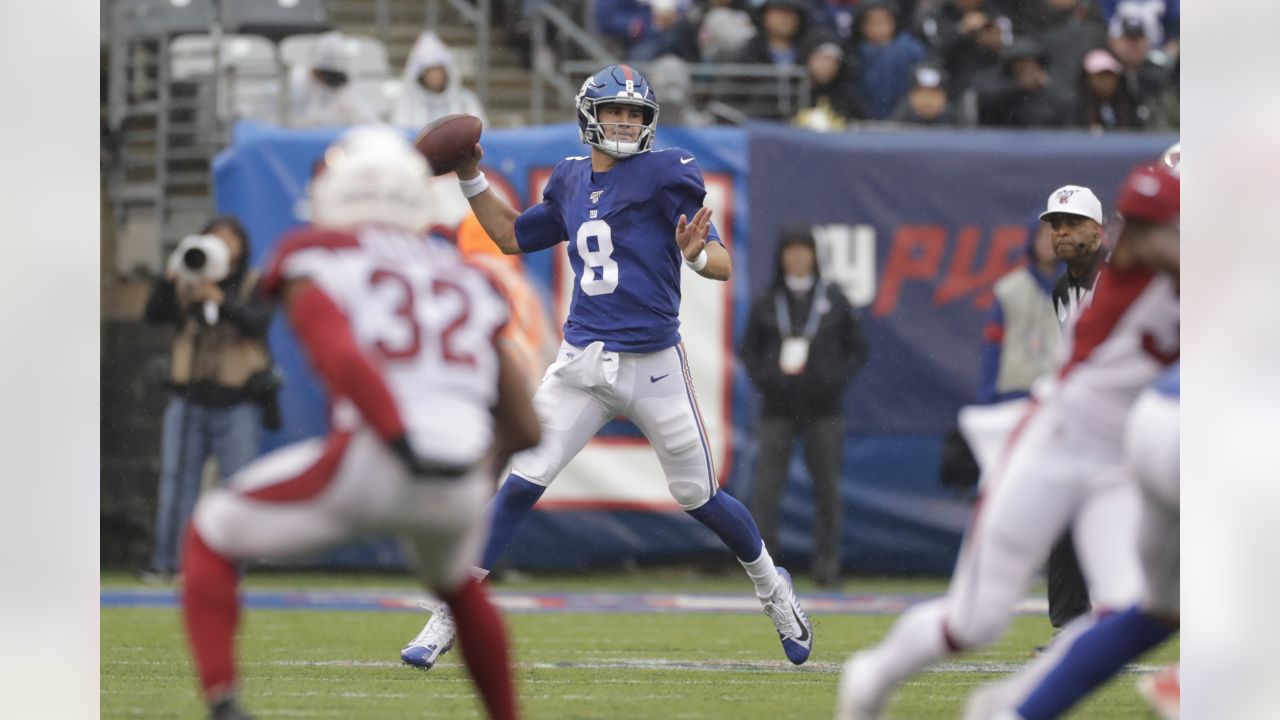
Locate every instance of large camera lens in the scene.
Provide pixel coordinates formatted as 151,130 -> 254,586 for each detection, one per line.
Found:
182,246 -> 208,271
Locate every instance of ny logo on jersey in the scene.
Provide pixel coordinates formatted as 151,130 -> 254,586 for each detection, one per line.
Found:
590,190 -> 604,204
1057,189 -> 1078,204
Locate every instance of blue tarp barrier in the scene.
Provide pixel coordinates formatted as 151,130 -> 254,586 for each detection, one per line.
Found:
214,122 -> 1174,575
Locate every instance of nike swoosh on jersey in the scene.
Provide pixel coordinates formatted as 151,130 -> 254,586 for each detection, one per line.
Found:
680,157 -> 695,164
650,374 -> 670,383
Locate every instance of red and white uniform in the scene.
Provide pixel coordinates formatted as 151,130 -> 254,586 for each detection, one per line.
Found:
192,224 -> 510,588
839,261 -> 1179,720
950,263 -> 1177,639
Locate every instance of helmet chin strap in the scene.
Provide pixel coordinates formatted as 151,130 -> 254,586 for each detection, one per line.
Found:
591,122 -> 649,158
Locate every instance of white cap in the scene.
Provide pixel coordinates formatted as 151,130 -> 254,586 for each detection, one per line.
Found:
1039,185 -> 1103,223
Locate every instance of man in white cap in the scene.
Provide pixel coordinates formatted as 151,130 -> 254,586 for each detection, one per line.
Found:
1040,184 -> 1107,326
1040,184 -> 1108,638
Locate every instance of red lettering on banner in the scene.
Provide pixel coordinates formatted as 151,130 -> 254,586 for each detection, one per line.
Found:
872,225 -> 945,317
932,225 -> 1028,311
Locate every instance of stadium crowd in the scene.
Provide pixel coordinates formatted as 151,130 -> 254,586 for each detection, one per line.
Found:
592,0 -> 1178,130
185,0 -> 1177,133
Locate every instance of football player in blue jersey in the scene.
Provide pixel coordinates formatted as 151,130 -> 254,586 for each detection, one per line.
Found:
400,64 -> 813,670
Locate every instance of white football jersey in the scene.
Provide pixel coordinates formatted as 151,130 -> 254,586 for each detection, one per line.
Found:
265,224 -> 510,465
1049,264 -> 1179,441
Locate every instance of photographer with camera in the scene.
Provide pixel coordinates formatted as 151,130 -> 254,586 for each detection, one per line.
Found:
140,215 -> 277,583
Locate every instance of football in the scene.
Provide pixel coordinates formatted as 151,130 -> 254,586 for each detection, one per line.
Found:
413,114 -> 483,176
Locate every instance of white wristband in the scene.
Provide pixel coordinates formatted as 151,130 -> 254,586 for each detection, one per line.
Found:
458,171 -> 490,199
685,247 -> 709,272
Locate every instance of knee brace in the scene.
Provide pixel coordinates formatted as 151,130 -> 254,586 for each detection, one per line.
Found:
668,474 -> 713,510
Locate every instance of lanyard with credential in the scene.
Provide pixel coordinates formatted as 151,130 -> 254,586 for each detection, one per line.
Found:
774,282 -> 828,340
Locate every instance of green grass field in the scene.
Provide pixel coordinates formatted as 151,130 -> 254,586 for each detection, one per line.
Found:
101,572 -> 1177,719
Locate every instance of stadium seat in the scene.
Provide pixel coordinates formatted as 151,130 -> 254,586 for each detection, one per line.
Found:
170,34 -> 283,126
279,34 -> 392,79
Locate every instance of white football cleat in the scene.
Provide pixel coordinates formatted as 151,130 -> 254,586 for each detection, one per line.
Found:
835,652 -> 888,720
760,567 -> 813,665
400,603 -> 457,670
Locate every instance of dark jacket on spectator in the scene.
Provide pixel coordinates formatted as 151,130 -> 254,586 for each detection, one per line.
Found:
916,0 -> 1004,97
1039,14 -> 1108,102
739,238 -> 869,419
733,0 -> 814,66
975,39 -> 1074,127
800,33 -> 866,120
890,96 -> 958,125
596,0 -> 699,60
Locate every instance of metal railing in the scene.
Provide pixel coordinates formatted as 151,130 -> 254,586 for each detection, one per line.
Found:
528,2 -> 616,124
528,3 -> 810,125
556,59 -> 811,125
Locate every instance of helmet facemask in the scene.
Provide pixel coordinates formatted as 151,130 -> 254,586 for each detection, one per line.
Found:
581,99 -> 658,158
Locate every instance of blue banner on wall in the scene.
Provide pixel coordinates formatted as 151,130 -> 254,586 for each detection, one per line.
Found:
214,122 -> 1174,576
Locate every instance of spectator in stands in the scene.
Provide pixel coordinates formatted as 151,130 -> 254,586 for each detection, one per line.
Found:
1036,0 -> 1108,104
140,216 -> 276,584
739,223 -> 869,589
1076,47 -> 1142,130
645,55 -> 722,125
694,0 -> 758,61
392,31 -> 487,129
284,31 -> 377,127
1100,0 -> 1179,55
915,0 -> 1009,99
851,0 -> 927,120
1107,12 -> 1172,115
975,37 -> 1074,127
596,0 -> 699,61
793,37 -> 865,130
734,0 -> 813,67
890,62 -> 959,125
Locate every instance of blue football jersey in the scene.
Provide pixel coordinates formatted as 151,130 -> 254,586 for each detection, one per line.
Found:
512,148 -> 721,353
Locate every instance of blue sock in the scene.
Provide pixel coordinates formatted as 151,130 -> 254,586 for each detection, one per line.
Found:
1017,606 -> 1175,719
479,474 -> 547,570
686,491 -> 764,561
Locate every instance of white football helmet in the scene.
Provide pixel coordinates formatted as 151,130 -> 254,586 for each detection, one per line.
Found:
309,125 -> 438,232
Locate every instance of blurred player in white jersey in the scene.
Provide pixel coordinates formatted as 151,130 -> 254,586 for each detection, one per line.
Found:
976,148 -> 1181,720
835,160 -> 1180,720
400,64 -> 813,672
180,127 -> 539,720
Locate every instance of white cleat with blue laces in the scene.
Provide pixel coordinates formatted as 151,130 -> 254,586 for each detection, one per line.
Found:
400,603 -> 457,670
760,567 -> 813,665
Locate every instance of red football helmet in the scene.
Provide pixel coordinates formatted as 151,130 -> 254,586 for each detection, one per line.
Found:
1115,162 -> 1180,225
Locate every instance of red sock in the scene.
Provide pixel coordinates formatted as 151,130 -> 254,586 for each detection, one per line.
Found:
181,525 -> 241,701
441,578 -> 518,720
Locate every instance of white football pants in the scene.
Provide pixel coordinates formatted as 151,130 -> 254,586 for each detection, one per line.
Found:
1126,388 -> 1180,616
510,341 -> 718,510
944,400 -> 1144,650
193,429 -> 491,591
